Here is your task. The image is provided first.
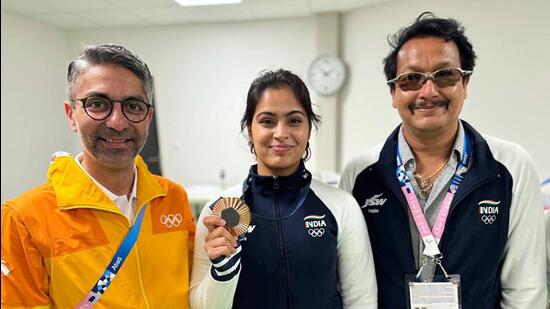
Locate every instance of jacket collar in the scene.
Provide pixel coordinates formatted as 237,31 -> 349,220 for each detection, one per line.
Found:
457,120 -> 500,191
375,120 -> 500,205
244,161 -> 311,197
49,154 -> 166,211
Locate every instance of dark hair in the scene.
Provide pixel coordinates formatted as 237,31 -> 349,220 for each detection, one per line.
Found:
240,69 -> 321,161
67,44 -> 154,104
383,12 -> 477,89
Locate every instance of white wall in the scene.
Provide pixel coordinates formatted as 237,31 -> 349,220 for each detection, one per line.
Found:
65,18 -> 317,188
2,0 -> 549,203
341,0 -> 550,180
1,12 -> 77,202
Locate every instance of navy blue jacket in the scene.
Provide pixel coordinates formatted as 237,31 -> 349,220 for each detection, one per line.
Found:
339,121 -> 546,308
190,163 -> 378,309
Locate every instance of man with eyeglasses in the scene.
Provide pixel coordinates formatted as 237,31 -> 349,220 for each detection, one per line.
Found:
340,12 -> 546,308
1,45 -> 196,308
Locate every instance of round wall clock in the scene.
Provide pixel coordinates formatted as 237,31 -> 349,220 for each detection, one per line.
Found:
308,54 -> 347,96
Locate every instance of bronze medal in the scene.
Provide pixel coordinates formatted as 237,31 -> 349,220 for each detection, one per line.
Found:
212,197 -> 251,236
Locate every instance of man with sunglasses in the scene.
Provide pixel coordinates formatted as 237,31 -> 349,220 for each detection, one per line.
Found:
1,45 -> 196,308
340,12 -> 546,308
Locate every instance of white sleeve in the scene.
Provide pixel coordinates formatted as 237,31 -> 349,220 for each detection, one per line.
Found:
339,145 -> 382,194
337,192 -> 378,308
339,163 -> 357,194
312,181 -> 377,308
499,146 -> 547,308
189,201 -> 241,309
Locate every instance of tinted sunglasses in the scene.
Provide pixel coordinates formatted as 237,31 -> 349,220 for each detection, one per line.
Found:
387,68 -> 473,91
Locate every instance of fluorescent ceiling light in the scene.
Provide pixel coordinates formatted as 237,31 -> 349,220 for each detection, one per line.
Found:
174,0 -> 241,6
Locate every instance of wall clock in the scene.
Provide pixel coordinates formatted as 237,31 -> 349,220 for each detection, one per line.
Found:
308,54 -> 347,96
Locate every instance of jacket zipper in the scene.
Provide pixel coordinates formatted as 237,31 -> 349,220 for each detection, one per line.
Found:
134,234 -> 152,309
273,176 -> 290,309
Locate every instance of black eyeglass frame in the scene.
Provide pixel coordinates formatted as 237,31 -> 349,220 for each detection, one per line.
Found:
387,68 -> 473,91
72,95 -> 152,123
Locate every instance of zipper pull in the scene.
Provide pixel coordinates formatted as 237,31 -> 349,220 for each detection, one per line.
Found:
273,176 -> 279,190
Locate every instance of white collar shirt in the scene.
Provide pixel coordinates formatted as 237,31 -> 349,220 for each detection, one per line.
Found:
74,153 -> 138,223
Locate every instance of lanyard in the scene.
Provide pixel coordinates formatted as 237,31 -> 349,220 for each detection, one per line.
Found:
76,205 -> 148,309
396,133 -> 471,258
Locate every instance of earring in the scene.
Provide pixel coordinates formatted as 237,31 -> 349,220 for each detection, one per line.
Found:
248,141 -> 255,154
302,141 -> 311,161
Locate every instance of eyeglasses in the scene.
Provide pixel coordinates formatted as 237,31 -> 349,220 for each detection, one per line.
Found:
387,68 -> 473,91
73,96 -> 152,123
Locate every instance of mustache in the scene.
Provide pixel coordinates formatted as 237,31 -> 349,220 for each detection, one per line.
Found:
95,127 -> 135,140
409,99 -> 449,111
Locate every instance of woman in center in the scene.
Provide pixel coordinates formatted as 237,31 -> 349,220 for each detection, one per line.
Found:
190,69 -> 377,308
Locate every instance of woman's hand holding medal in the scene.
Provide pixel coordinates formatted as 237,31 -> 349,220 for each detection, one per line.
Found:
203,215 -> 238,260
203,197 -> 251,260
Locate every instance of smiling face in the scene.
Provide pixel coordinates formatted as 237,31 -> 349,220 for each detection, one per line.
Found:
249,86 -> 310,176
391,36 -> 469,140
64,64 -> 152,170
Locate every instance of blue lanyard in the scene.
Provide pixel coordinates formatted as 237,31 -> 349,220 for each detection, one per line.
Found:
76,205 -> 147,308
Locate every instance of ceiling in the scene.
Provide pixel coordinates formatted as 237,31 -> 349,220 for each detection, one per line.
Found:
1,0 -> 389,30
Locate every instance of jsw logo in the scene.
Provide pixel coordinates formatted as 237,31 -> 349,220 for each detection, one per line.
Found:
361,193 -> 387,208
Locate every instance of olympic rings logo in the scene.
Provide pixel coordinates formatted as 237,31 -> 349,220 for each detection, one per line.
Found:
160,213 -> 182,228
481,215 -> 496,225
308,228 -> 325,237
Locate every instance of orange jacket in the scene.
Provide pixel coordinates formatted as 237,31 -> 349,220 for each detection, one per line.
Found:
1,154 -> 195,308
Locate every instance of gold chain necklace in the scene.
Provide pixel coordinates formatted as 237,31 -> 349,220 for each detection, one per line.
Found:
413,161 -> 447,199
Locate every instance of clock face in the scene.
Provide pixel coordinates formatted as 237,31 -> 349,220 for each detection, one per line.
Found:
308,55 -> 347,96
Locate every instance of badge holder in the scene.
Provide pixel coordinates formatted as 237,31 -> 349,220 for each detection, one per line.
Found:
405,256 -> 462,309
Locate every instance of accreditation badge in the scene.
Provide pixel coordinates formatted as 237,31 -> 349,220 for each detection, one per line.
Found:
211,197 -> 251,236
405,274 -> 462,309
